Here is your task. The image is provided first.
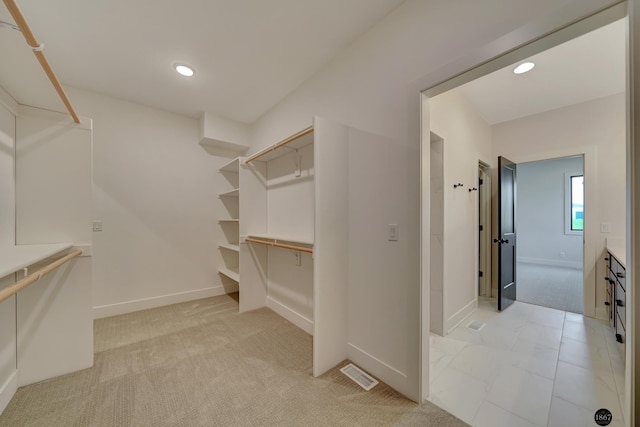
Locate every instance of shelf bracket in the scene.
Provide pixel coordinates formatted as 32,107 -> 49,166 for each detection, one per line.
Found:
293,250 -> 302,266
295,154 -> 301,177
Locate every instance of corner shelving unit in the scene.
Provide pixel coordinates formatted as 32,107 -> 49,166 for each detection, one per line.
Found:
218,157 -> 241,285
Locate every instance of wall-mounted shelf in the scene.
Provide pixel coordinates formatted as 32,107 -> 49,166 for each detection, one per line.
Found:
0,243 -> 73,280
219,158 -> 241,173
199,138 -> 249,154
218,266 -> 239,282
218,189 -> 239,198
245,126 -> 313,163
218,243 -> 240,253
245,234 -> 313,253
218,157 -> 241,288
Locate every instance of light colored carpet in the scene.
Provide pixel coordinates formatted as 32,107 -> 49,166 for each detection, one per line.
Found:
516,263 -> 583,314
0,293 -> 467,426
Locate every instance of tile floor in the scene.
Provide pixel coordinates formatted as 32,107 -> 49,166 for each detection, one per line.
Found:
428,298 -> 626,427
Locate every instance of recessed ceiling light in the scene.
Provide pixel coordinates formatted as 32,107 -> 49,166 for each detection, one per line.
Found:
513,62 -> 535,74
174,64 -> 195,77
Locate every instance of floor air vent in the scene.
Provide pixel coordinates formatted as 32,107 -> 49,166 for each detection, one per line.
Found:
340,363 -> 379,391
467,320 -> 486,331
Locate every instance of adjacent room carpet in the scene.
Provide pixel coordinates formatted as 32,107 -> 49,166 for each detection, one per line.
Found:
516,262 -> 583,314
0,293 -> 466,426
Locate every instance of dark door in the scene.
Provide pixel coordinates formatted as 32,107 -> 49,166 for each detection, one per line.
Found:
496,156 -> 517,311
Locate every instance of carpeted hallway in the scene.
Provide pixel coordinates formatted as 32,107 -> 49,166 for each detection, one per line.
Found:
0,294 -> 466,426
516,263 -> 583,314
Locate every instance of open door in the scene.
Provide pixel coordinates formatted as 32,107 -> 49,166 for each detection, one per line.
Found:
495,156 -> 517,311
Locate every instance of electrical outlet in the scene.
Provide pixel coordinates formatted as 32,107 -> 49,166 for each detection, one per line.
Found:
92,220 -> 103,232
559,251 -> 566,258
601,223 -> 611,233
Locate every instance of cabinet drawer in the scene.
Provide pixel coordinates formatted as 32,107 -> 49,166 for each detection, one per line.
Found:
615,312 -> 626,362
615,282 -> 626,328
606,285 -> 614,327
610,255 -> 626,289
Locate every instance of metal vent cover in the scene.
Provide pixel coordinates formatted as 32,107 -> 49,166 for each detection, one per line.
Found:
467,320 -> 486,331
340,363 -> 379,391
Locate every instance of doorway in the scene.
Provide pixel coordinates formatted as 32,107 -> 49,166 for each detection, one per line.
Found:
515,155 -> 585,314
419,4 -> 630,420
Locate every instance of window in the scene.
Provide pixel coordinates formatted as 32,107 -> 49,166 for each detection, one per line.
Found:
570,175 -> 584,231
565,172 -> 583,235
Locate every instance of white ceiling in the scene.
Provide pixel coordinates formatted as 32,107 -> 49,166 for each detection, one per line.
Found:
0,3 -> 627,126
0,0 -> 407,122
456,18 -> 626,124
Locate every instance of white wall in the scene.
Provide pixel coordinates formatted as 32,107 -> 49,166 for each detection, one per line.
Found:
266,143 -> 315,330
64,87 -> 237,318
0,100 -> 15,247
492,93 -> 625,317
430,136 -> 444,335
248,0 -> 620,402
0,99 -> 17,413
517,156 -> 584,267
430,90 -> 493,333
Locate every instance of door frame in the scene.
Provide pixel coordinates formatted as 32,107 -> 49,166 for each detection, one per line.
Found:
478,162 -> 491,297
415,1 -> 634,418
507,150 -> 594,316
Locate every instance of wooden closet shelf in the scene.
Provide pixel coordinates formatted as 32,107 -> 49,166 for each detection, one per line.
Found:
245,126 -> 313,163
245,235 -> 313,253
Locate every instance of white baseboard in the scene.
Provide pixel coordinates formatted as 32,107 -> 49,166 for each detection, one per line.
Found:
595,307 -> 609,321
93,285 -> 238,319
445,298 -> 478,335
347,343 -> 409,397
266,297 -> 313,335
518,257 -> 582,270
0,371 -> 17,415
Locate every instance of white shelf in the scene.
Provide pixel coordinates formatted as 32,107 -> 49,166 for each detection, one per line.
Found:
199,138 -> 249,154
219,157 -> 241,173
219,243 -> 240,252
0,243 -> 74,280
246,234 -> 314,246
246,129 -> 313,163
218,266 -> 239,282
218,188 -> 239,198
218,219 -> 239,223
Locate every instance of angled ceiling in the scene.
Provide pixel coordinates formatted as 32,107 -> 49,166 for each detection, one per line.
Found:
456,18 -> 626,125
0,0 -> 407,122
0,3 -> 627,125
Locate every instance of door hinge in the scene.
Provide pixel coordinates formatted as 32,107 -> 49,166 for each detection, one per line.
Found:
479,178 -> 483,185
479,225 -> 484,231
479,271 -> 484,277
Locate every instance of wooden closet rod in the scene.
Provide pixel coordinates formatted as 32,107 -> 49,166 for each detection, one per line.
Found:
0,249 -> 82,304
245,126 -> 313,163
3,0 -> 81,124
245,237 -> 313,253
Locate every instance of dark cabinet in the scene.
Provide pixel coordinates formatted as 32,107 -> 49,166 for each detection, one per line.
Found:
606,251 -> 626,361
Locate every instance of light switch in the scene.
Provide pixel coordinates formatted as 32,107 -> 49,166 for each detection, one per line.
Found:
388,224 -> 398,241
601,223 -> 611,233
